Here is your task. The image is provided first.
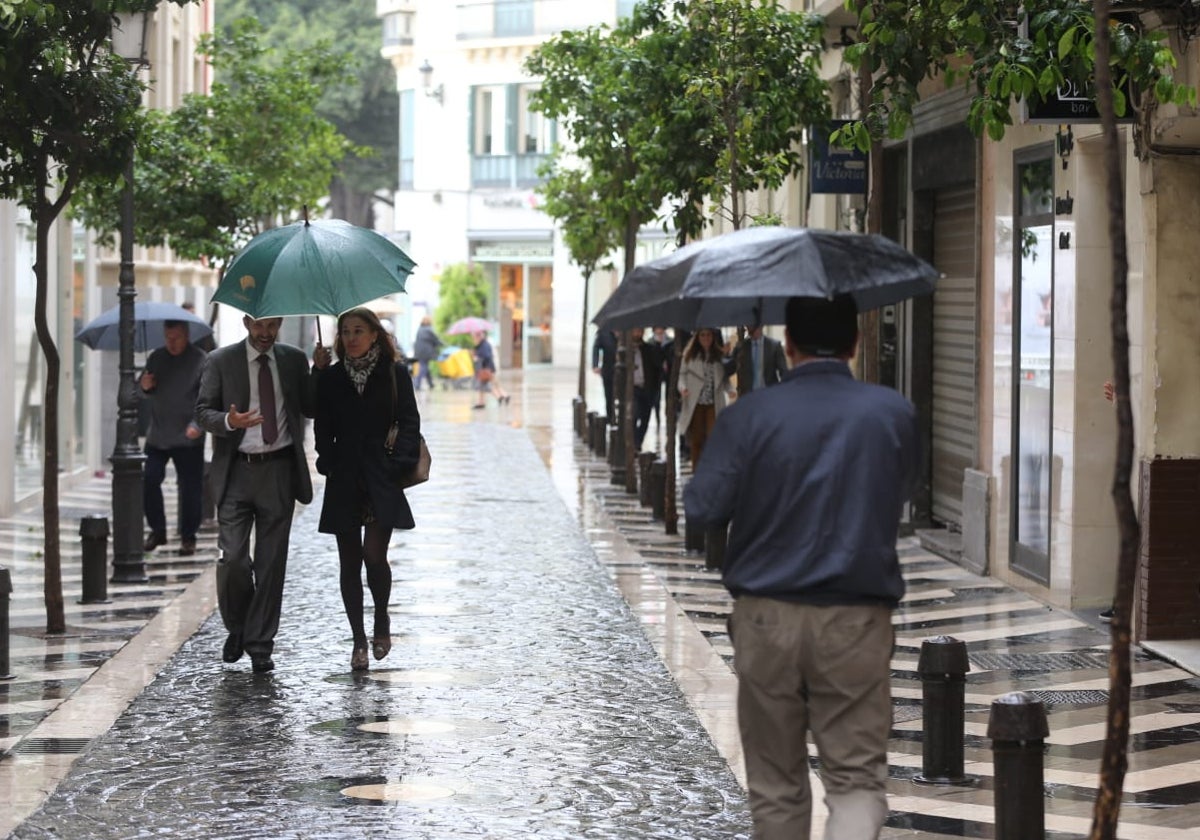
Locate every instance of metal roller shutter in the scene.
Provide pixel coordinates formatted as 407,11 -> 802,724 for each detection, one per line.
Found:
930,184 -> 977,526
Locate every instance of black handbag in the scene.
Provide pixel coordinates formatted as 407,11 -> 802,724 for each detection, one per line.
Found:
385,364 -> 430,489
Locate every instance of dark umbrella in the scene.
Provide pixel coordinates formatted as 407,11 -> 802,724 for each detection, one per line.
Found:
75,301 -> 214,352
592,226 -> 939,330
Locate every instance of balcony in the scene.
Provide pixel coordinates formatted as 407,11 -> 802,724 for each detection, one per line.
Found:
456,0 -> 618,41
471,153 -> 550,188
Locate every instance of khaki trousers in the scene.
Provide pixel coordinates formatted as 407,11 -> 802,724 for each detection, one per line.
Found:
731,597 -> 893,840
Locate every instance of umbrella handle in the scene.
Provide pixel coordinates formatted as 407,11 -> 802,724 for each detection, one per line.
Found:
316,318 -> 323,346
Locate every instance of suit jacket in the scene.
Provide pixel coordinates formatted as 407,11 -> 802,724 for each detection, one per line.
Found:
314,359 -> 419,533
195,340 -> 318,506
733,335 -> 788,397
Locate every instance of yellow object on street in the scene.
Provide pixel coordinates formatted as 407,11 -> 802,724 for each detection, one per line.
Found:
436,348 -> 475,381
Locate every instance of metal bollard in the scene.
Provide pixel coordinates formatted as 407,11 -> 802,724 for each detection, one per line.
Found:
638,452 -> 657,507
572,396 -> 584,437
988,691 -> 1049,840
609,427 -> 626,485
79,516 -> 112,605
704,525 -> 727,571
648,461 -> 666,520
586,412 -> 598,452
913,635 -> 974,785
590,414 -> 607,458
0,567 -> 13,680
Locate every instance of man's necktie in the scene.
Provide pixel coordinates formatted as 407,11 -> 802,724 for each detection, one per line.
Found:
257,354 -> 278,445
752,340 -> 764,390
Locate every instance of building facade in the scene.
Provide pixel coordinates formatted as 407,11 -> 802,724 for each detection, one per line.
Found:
378,0 -> 650,372
0,2 -> 216,515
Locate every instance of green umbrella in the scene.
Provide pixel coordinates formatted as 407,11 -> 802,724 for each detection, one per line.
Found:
212,218 -> 416,319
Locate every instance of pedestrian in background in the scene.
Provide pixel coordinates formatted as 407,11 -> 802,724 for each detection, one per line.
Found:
648,326 -> 670,431
634,328 -> 665,450
677,327 -> 732,466
315,308 -> 420,672
140,320 -> 206,556
592,328 -> 619,420
471,329 -> 509,408
685,295 -> 920,839
412,315 -> 444,391
195,315 -> 331,674
730,323 -> 788,397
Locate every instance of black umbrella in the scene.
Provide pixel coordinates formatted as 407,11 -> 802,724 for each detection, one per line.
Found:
593,226 -> 939,329
76,301 -> 214,352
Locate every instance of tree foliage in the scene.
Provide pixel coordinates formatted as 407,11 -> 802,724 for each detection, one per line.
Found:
433,263 -> 489,349
0,0 -> 178,633
73,18 -> 357,267
216,0 -> 397,227
835,0 -> 1195,151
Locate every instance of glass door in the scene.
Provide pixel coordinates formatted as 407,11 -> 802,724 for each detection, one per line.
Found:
1010,149 -> 1055,584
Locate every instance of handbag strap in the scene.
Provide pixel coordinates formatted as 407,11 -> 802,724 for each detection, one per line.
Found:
389,362 -> 398,422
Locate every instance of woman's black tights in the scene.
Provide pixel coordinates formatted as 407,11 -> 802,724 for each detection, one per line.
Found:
336,522 -> 393,646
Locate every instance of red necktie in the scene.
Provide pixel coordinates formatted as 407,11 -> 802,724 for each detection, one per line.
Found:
257,354 -> 278,445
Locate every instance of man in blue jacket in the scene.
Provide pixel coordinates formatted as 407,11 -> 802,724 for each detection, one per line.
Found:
684,294 -> 920,840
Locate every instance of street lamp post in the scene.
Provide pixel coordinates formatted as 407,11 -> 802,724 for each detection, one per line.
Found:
109,9 -> 152,584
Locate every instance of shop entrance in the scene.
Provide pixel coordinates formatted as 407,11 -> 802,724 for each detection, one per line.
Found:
496,262 -> 553,369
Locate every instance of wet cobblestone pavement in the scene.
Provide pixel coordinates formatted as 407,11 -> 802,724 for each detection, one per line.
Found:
10,422 -> 751,839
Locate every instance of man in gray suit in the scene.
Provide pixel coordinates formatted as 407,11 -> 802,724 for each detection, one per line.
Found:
730,324 -> 788,398
195,316 -> 331,673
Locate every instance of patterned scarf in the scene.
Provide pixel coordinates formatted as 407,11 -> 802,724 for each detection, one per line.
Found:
343,342 -> 382,394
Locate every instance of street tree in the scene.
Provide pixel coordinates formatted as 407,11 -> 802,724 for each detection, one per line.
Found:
528,10 -> 679,498
530,0 -> 831,523
836,2 -> 1194,835
73,18 -> 357,270
0,0 -> 174,633
215,0 -> 397,229
535,164 -> 618,400
656,0 -> 829,234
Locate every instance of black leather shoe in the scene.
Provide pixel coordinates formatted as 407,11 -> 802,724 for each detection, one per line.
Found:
222,633 -> 244,663
143,531 -> 167,552
251,656 -> 275,674
179,539 -> 196,556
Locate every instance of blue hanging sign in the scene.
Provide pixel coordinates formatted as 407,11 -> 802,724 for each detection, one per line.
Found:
810,120 -> 868,195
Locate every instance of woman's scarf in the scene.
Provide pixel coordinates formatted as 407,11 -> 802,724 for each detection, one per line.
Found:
344,342 -> 382,395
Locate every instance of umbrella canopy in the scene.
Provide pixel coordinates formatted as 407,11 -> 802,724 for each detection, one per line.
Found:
212,219 -> 416,319
592,226 -> 939,330
446,316 -> 493,336
75,302 -> 213,352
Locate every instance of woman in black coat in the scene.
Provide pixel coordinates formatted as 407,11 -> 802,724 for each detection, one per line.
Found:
315,307 -> 420,671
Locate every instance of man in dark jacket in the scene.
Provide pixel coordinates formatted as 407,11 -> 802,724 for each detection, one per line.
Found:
633,329 -> 665,449
140,321 -> 207,555
412,316 -> 443,391
591,328 -> 619,420
684,295 -> 920,840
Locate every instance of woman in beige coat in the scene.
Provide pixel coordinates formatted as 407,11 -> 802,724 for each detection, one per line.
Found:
677,327 -> 733,466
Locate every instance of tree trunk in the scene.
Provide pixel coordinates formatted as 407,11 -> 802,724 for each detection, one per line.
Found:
664,337 -> 681,535
578,271 -> 591,399
857,63 -> 883,383
33,163 -> 64,634
622,216 -> 639,495
1088,2 -> 1139,837
328,176 -> 375,229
